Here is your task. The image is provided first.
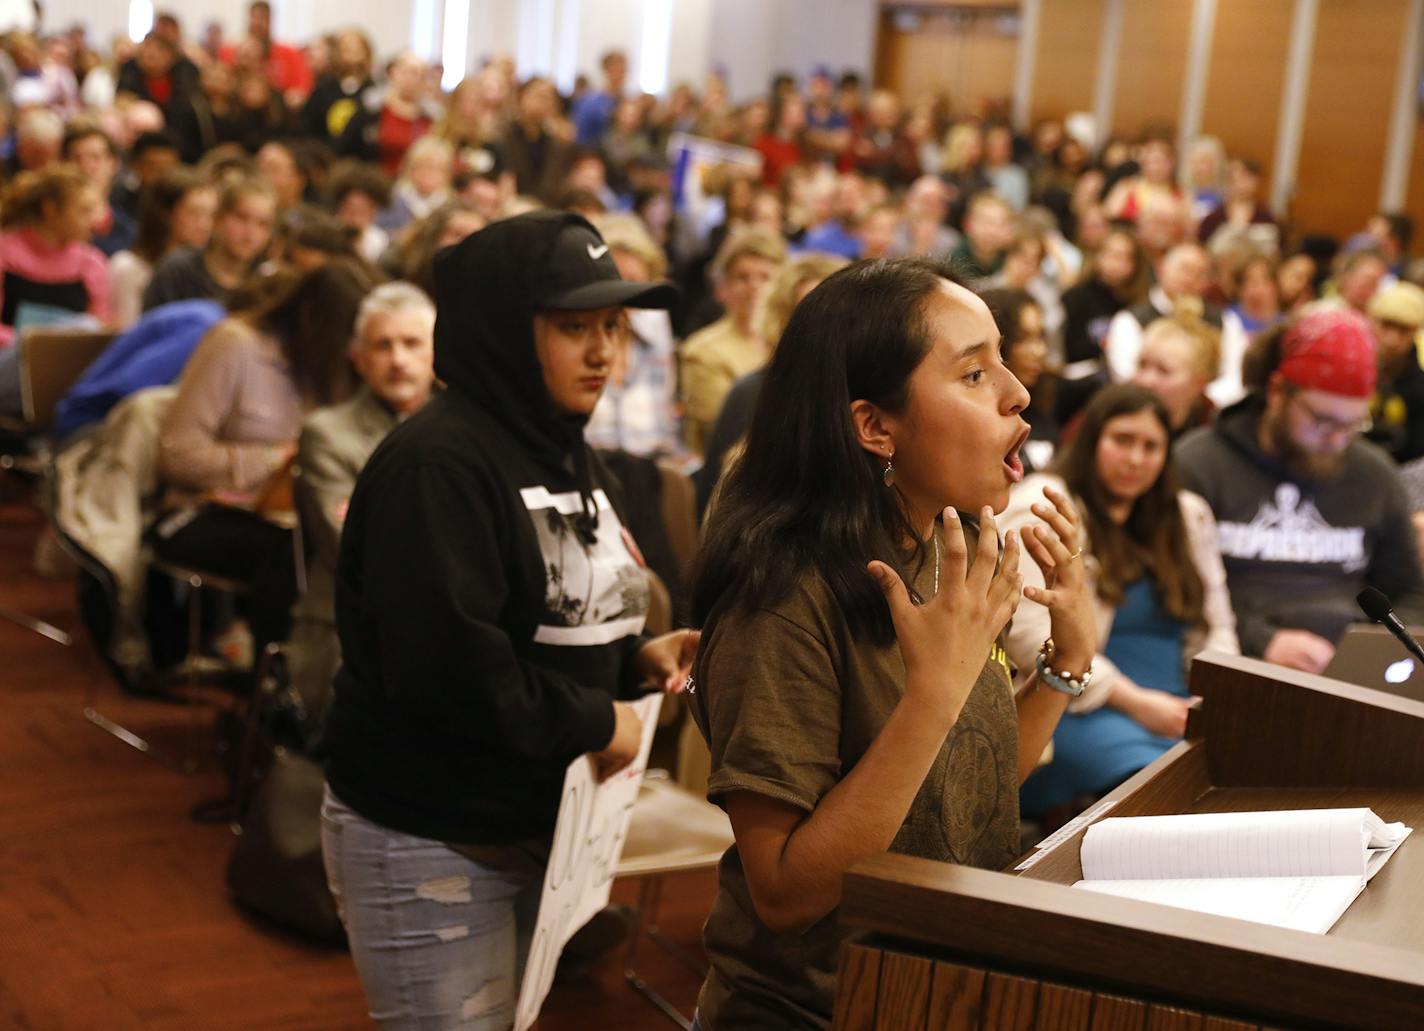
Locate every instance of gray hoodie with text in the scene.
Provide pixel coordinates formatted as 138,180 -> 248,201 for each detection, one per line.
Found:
1175,397 -> 1424,657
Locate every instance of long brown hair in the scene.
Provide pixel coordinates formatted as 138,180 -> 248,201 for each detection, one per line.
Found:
239,256 -> 381,407
1083,226 -> 1150,304
1051,383 -> 1204,623
396,199 -> 484,295
133,167 -> 212,264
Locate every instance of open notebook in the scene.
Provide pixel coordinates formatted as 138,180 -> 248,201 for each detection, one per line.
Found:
1072,808 -> 1412,934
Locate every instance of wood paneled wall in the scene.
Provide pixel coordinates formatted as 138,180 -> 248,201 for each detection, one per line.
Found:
1409,119 -> 1424,239
1294,0 -> 1413,238
876,9 -> 1018,115
1027,0 -> 1102,122
1198,0 -> 1295,198
873,0 -> 1424,241
1109,1 -> 1192,141
833,941 -> 1262,1031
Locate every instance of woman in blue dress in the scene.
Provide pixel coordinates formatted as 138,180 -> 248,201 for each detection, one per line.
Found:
1002,383 -> 1239,817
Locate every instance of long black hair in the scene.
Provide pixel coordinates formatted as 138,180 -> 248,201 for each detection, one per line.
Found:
133,166 -> 211,264
979,287 -> 1040,370
691,257 -> 959,645
981,285 -> 1056,424
1051,383 -> 1204,623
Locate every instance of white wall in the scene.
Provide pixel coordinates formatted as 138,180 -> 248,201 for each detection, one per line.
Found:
569,0 -> 641,89
512,0 -> 712,96
561,0 -> 706,95
467,0 -> 522,67
38,0 -> 872,102
37,0 -> 411,59
707,0 -> 877,101
665,0 -> 712,95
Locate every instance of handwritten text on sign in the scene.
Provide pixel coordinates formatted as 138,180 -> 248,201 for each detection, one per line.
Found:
513,692 -> 663,1030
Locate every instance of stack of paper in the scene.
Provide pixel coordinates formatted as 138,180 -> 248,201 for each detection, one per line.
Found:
1072,808 -> 1412,934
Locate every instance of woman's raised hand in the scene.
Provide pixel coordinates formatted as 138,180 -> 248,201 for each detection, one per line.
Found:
868,506 -> 1022,724
1021,484 -> 1096,668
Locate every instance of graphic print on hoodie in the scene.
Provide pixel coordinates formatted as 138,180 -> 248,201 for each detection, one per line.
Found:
524,485 -> 648,646
1216,482 -> 1368,572
1175,397 -> 1424,656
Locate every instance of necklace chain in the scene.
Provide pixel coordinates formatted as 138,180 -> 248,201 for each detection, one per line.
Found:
932,533 -> 941,597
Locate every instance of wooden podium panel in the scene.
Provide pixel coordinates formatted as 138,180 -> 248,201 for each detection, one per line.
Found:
833,653 -> 1424,1029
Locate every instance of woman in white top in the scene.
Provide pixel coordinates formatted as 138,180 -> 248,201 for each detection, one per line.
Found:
1002,383 -> 1238,817
108,167 -> 216,327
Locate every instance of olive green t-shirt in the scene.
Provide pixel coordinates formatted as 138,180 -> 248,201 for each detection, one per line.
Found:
689,523 -> 1020,1030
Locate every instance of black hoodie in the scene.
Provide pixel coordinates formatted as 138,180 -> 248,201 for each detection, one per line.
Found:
325,212 -> 651,844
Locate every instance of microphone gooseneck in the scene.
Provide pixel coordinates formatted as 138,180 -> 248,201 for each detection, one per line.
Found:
1356,588 -> 1424,665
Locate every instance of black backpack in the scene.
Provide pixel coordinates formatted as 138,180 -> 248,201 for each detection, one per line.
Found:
225,649 -> 345,945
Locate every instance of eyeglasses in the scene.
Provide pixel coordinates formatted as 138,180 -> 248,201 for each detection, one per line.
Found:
1289,394 -> 1371,438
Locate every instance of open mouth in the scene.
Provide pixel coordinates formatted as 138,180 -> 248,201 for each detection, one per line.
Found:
1003,425 -> 1029,484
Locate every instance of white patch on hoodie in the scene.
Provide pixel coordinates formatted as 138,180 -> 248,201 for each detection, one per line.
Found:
520,487 -> 650,646
1216,483 -> 1367,572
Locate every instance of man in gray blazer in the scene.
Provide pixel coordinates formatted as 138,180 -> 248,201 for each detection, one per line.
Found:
288,282 -> 436,711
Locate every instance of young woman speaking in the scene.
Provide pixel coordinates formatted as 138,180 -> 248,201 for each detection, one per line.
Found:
688,258 -> 1096,1029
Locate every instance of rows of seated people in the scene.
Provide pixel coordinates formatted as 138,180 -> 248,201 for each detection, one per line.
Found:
4,6 -> 1424,821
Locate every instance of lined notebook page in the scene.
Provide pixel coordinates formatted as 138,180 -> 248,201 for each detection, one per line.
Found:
1074,876 -> 1364,935
1073,809 -> 1412,935
1080,808 -> 1377,881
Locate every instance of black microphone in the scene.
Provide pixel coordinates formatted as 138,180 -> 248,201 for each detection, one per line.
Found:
1357,587 -> 1424,664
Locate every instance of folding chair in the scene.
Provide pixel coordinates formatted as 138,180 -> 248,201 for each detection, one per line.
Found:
2,326 -> 116,434
82,458 -> 307,777
616,727 -> 733,1029
0,327 -> 115,645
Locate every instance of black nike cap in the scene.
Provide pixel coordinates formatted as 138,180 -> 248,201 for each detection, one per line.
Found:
533,220 -> 679,311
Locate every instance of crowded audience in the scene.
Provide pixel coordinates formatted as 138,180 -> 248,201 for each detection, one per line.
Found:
5,8 -> 1424,1027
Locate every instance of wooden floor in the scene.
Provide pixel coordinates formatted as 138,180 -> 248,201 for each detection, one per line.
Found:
0,493 -> 716,1030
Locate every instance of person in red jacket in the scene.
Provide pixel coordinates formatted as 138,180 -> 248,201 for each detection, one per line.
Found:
220,0 -> 313,107
754,94 -> 806,188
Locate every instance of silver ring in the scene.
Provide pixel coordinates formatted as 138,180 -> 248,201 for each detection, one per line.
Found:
1067,547 -> 1083,561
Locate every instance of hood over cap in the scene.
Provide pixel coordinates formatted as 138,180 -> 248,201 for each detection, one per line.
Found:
431,209 -> 677,540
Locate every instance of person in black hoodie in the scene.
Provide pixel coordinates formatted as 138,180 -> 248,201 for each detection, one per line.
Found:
300,29 -> 378,154
321,210 -> 695,1029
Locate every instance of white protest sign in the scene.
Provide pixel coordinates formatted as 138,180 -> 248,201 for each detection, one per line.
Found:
666,132 -> 762,228
0,0 -> 35,31
513,692 -> 663,1031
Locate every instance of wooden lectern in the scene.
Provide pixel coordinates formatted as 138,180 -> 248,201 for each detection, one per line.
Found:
831,652 -> 1424,1030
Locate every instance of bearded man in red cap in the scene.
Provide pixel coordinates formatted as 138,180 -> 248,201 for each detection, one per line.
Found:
1176,304 -> 1424,674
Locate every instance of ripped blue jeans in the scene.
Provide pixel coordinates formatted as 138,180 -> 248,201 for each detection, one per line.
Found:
321,785 -> 548,1029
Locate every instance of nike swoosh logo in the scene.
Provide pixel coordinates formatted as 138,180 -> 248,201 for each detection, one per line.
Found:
587,243 -> 609,260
